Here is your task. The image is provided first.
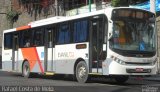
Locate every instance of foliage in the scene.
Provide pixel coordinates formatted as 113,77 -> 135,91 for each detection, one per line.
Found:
6,10 -> 20,22
111,0 -> 121,7
6,10 -> 21,28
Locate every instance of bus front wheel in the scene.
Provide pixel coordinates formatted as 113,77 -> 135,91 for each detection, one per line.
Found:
22,61 -> 31,78
75,61 -> 88,83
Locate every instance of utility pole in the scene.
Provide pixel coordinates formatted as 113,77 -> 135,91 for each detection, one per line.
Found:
55,0 -> 59,16
89,0 -> 91,12
150,0 -> 156,13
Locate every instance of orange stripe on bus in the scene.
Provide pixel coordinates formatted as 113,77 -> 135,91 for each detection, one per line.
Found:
21,48 -> 38,71
21,47 -> 44,73
16,25 -> 31,31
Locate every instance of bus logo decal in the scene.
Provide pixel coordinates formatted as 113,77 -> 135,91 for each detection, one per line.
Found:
41,52 -> 44,58
58,52 -> 74,58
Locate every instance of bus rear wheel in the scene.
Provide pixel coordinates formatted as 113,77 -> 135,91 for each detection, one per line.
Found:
114,75 -> 129,83
75,61 -> 88,83
22,61 -> 31,78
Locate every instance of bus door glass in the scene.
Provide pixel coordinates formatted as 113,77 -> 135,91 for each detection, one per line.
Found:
12,33 -> 19,71
44,26 -> 56,72
90,15 -> 106,72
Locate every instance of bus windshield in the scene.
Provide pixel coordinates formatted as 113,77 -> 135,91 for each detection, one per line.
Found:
110,19 -> 156,53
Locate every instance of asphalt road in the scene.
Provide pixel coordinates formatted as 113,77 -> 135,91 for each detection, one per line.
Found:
0,71 -> 160,92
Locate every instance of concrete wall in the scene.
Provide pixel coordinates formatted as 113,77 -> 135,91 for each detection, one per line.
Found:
0,0 -> 11,49
0,0 -> 11,69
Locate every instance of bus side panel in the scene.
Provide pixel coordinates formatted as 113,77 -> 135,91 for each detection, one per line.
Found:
55,43 -> 89,74
47,48 -> 56,72
2,50 -> 12,71
21,47 -> 44,73
35,47 -> 44,73
102,58 -> 112,75
17,48 -> 26,73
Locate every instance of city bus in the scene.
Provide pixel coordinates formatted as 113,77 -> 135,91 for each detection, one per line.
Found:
2,7 -> 157,83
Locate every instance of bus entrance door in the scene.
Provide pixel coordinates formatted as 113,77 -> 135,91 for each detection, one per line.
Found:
44,27 -> 55,73
90,15 -> 105,73
12,34 -> 19,71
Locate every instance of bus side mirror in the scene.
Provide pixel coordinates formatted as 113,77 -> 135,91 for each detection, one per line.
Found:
108,33 -> 113,41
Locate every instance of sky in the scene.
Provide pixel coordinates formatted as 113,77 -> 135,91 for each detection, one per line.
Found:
131,0 -> 160,12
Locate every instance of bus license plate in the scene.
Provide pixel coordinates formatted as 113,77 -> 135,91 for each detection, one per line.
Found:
135,68 -> 144,72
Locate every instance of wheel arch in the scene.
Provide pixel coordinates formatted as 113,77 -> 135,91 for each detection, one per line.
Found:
21,59 -> 29,73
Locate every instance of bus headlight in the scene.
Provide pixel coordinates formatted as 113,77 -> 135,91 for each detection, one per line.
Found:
111,55 -> 126,65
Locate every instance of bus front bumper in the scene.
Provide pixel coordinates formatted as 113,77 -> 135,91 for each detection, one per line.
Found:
102,59 -> 157,75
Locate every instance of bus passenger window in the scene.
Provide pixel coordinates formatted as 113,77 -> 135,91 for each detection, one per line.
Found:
4,33 -> 13,49
33,28 -> 44,46
57,23 -> 70,44
23,30 -> 32,48
34,35 -> 41,46
24,39 -> 30,47
73,20 -> 88,43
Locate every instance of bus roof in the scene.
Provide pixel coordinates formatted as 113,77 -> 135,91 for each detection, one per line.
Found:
3,28 -> 16,33
29,9 -> 107,28
28,7 -> 154,28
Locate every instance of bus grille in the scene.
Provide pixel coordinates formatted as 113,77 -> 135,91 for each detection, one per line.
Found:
125,62 -> 152,66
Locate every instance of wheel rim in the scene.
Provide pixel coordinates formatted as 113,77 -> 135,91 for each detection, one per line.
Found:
78,65 -> 86,79
24,65 -> 29,76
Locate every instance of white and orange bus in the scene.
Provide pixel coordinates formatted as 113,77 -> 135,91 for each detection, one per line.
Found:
2,7 -> 157,83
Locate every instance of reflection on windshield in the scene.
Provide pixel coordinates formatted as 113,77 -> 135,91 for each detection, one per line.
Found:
110,20 -> 156,52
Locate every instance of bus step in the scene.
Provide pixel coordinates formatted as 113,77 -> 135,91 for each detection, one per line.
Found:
89,73 -> 102,75
44,72 -> 55,75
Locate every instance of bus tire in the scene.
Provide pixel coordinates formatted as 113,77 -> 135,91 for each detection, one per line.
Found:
75,61 -> 88,83
22,61 -> 31,78
114,75 -> 129,83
